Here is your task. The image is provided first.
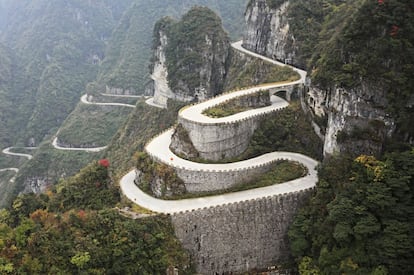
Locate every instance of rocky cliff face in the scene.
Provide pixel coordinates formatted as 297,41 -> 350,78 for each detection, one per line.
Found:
243,0 -> 296,65
244,0 -> 413,157
151,21 -> 177,107
149,7 -> 231,107
305,83 -> 395,157
316,84 -> 394,157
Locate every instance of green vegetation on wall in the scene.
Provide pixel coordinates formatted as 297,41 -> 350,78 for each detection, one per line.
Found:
135,152 -> 187,198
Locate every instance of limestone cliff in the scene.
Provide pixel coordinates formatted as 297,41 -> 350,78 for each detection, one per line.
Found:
243,0 -> 296,65
244,0 -> 413,157
308,84 -> 395,157
309,0 -> 413,156
150,17 -> 176,107
150,7 -> 231,107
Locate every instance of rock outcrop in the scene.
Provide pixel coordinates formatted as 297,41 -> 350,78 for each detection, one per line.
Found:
244,0 -> 413,157
243,0 -> 295,65
149,7 -> 231,108
313,84 -> 395,157
105,85 -> 137,96
150,18 -> 177,107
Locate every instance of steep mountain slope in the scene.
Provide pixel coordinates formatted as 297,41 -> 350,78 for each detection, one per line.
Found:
0,44 -> 14,148
0,162 -> 191,274
312,0 -> 414,155
4,0 -> 249,206
236,1 -> 414,272
0,0 -> 134,207
97,0 -> 248,95
0,0 -> 133,147
150,7 -> 231,106
244,0 -> 413,157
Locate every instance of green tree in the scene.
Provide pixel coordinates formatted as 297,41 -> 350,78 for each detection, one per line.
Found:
70,252 -> 90,270
289,150 -> 414,274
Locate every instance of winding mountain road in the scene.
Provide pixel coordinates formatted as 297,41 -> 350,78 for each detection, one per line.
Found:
52,137 -> 107,152
2,147 -> 35,160
52,93 -> 142,152
81,94 -> 136,108
120,41 -> 318,214
145,97 -> 166,109
100,93 -> 146,98
1,147 -> 36,183
0,168 -> 19,173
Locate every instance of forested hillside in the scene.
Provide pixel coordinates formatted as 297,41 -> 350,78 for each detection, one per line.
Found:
310,0 -> 414,144
0,44 -> 14,148
289,150 -> 414,274
0,161 -> 191,273
0,0 -> 248,208
0,0 -> 131,146
286,1 -> 414,273
0,0 -> 135,208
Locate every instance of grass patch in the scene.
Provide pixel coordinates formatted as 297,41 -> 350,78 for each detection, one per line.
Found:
203,90 -> 271,118
203,105 -> 252,118
58,104 -> 132,147
225,54 -> 300,91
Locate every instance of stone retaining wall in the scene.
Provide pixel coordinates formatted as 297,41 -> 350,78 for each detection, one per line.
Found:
178,104 -> 288,161
177,84 -> 297,162
171,188 -> 314,274
175,159 -> 280,192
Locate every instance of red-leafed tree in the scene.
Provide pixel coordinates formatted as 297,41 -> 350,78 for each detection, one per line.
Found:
98,159 -> 110,168
390,25 -> 399,36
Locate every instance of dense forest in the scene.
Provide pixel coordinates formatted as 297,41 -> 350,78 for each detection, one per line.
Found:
0,161 -> 191,273
289,150 -> 414,274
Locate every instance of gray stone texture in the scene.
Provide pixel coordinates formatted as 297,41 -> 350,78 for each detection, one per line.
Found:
179,115 -> 261,161
171,189 -> 313,274
175,159 -> 279,192
243,0 -> 296,64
